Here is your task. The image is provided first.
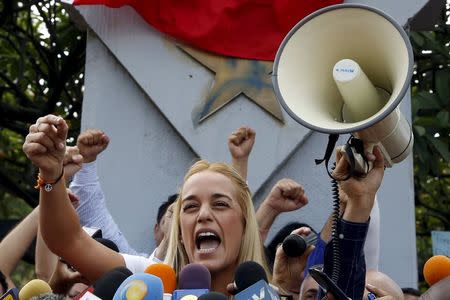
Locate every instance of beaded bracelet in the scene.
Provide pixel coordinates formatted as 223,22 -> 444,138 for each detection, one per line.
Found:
34,169 -> 64,192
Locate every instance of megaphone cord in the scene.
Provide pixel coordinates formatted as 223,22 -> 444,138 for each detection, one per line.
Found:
315,134 -> 339,178
330,163 -> 342,284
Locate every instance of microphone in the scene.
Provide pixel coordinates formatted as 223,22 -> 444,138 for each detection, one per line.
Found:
144,263 -> 176,300
234,261 -> 267,293
281,233 -> 317,257
113,273 -> 163,300
0,288 -> 19,300
234,262 -> 278,300
18,280 -> 52,300
74,267 -> 132,300
91,267 -> 133,300
197,292 -> 227,300
29,293 -> 67,300
172,263 -> 211,300
423,255 -> 450,286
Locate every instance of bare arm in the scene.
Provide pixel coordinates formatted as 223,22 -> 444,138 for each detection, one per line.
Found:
35,219 -> 58,282
228,126 -> 255,181
36,146 -> 85,282
23,115 -> 125,282
0,207 -> 39,289
256,178 -> 308,242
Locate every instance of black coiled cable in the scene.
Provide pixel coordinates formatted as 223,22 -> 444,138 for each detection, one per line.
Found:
330,163 -> 341,284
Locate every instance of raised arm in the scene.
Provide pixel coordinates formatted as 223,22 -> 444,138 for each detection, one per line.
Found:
256,178 -> 308,242
22,115 -> 124,282
0,207 -> 39,290
70,129 -> 142,255
319,146 -> 385,300
35,189 -> 82,282
228,126 -> 255,181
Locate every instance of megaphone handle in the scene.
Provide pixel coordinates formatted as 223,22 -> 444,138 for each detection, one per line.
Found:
340,144 -> 373,175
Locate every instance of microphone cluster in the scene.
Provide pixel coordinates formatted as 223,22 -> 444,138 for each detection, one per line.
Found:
1,261 -> 289,300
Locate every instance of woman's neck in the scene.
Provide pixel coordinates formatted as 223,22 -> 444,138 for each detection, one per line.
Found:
210,268 -> 234,296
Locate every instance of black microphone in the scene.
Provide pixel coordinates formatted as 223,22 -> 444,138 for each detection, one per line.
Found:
234,261 -> 267,293
92,267 -> 132,300
234,262 -> 278,300
282,232 -> 317,257
73,267 -> 132,300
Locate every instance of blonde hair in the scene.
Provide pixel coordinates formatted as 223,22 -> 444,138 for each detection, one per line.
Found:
164,160 -> 270,279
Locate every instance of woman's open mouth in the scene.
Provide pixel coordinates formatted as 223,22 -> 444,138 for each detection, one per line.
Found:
196,231 -> 222,254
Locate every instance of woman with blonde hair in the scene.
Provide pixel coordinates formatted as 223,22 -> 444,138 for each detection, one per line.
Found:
23,115 -> 269,295
164,160 -> 270,293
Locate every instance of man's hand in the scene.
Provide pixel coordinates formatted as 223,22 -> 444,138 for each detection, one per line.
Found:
23,115 -> 68,181
48,259 -> 89,295
333,146 -> 384,223
67,188 -> 80,209
228,126 -> 255,160
63,146 -> 83,180
366,284 -> 397,300
263,178 -> 308,215
272,227 -> 314,299
77,129 -> 109,163
256,178 -> 308,242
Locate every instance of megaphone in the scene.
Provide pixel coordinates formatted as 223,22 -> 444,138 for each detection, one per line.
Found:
272,4 -> 414,174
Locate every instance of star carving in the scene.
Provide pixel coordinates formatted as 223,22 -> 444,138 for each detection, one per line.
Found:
178,45 -> 284,124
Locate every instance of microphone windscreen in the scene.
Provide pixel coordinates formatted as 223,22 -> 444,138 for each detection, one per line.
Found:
19,280 -> 52,300
144,264 -> 177,294
113,273 -> 163,300
29,293 -> 66,300
178,263 -> 211,290
93,267 -> 132,300
234,261 -> 267,292
282,235 -> 307,257
112,267 -> 134,277
282,233 -> 317,257
423,255 -> 450,286
198,292 -> 228,300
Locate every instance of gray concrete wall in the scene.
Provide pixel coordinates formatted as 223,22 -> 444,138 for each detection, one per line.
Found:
77,0 -> 426,288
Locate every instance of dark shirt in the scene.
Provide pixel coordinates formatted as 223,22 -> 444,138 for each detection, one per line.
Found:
314,219 -> 369,300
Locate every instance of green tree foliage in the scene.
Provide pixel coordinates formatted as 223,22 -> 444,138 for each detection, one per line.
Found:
0,0 -> 85,212
410,7 -> 450,290
0,0 -> 85,287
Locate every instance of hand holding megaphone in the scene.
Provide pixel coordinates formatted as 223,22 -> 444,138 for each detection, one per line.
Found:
273,4 -> 414,176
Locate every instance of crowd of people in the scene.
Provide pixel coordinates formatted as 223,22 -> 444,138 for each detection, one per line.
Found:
0,114 -> 444,300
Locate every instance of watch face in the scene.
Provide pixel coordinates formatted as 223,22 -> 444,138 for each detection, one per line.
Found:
367,292 -> 377,300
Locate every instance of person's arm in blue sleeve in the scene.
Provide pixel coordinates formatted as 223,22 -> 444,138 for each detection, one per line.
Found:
317,146 -> 385,300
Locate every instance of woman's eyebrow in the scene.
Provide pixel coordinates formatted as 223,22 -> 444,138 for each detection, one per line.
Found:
211,193 -> 233,201
182,195 -> 196,201
182,193 -> 233,201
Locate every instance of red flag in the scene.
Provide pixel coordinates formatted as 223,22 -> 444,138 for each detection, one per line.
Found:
72,0 -> 342,61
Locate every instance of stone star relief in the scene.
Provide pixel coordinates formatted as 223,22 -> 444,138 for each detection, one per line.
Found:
178,45 -> 284,124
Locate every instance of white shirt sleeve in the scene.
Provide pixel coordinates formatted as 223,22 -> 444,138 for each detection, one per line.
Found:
70,161 -> 148,256
364,195 -> 380,270
147,248 -> 163,264
120,253 -> 156,273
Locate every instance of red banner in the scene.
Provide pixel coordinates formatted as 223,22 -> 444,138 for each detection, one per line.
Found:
73,0 -> 342,61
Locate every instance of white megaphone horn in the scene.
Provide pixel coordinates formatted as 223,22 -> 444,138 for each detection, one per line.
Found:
272,4 -> 414,175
